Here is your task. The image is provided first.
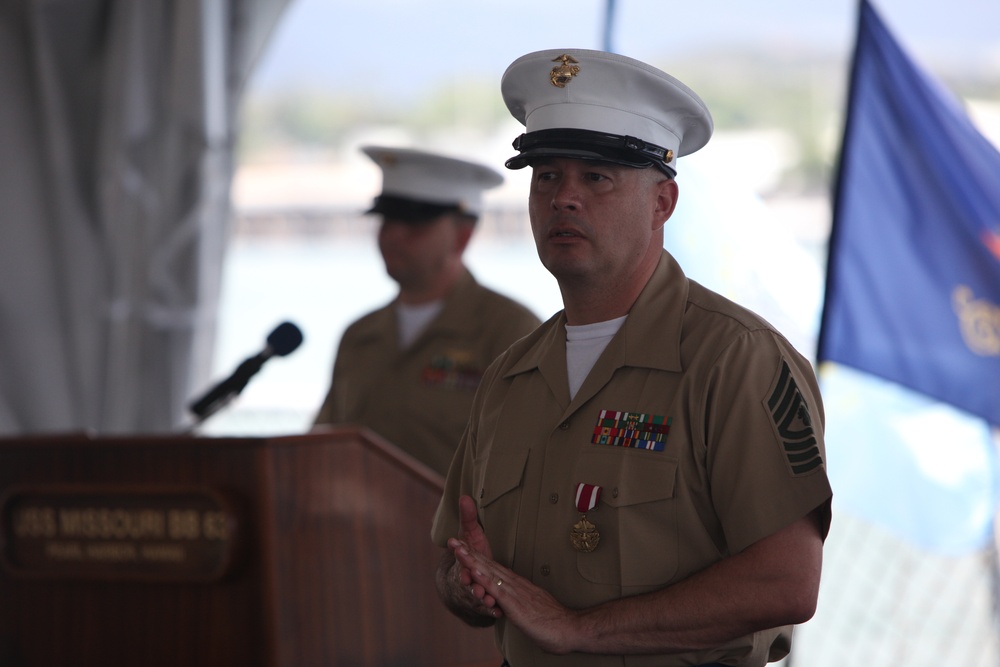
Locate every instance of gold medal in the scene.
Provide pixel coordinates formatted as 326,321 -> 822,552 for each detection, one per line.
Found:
570,514 -> 601,552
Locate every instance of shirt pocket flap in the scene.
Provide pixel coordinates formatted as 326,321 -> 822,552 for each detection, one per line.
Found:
600,455 -> 678,508
478,448 -> 529,508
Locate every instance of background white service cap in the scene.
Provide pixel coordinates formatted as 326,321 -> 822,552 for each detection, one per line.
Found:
361,145 -> 504,221
501,49 -> 713,176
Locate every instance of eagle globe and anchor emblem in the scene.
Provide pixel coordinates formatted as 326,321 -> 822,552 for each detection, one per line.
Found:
550,54 -> 580,88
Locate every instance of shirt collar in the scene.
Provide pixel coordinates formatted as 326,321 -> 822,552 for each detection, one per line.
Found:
506,249 -> 686,377
350,266 -> 480,343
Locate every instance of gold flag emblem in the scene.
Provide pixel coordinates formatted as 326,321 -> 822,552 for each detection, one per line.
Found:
953,285 -> 1000,356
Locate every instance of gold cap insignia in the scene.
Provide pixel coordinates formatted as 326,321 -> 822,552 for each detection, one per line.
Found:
550,54 -> 580,88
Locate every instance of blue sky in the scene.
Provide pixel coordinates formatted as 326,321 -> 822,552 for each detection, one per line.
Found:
249,0 -> 1000,98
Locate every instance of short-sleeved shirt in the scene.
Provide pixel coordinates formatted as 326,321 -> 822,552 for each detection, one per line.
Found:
314,268 -> 541,476
431,250 -> 833,666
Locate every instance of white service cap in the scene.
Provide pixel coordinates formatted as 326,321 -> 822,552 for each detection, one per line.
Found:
501,49 -> 713,176
362,146 -> 504,220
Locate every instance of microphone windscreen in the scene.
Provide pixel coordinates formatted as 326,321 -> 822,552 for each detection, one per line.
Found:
266,321 -> 303,356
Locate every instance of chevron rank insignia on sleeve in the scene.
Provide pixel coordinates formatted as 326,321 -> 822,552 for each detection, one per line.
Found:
767,361 -> 823,475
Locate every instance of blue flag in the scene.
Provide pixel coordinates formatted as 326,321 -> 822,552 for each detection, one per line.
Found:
818,0 -> 1000,426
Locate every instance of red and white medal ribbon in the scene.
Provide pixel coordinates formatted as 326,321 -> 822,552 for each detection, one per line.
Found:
575,482 -> 602,513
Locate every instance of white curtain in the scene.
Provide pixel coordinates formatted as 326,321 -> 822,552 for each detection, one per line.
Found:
0,0 -> 290,434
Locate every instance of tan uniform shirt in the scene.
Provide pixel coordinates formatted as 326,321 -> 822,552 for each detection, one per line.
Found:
432,251 -> 833,666
314,268 -> 541,476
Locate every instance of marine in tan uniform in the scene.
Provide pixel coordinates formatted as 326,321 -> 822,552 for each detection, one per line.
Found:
313,146 -> 541,476
432,50 -> 833,666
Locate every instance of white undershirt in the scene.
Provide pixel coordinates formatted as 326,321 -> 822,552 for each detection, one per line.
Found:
396,300 -> 444,348
565,315 -> 627,400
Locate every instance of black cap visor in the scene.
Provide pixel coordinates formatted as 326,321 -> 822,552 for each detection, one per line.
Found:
365,194 -> 464,222
505,129 -> 676,177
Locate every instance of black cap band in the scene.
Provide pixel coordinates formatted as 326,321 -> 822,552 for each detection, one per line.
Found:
505,128 -> 676,177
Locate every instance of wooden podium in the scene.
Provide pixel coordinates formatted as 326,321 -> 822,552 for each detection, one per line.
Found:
0,428 -> 500,667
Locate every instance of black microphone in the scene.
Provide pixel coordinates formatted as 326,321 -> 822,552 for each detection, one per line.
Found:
188,321 -> 304,423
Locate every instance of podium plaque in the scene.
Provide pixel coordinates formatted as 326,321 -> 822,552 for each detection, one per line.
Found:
0,428 -> 499,667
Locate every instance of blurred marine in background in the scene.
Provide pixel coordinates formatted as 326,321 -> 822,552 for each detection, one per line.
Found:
312,146 -> 541,476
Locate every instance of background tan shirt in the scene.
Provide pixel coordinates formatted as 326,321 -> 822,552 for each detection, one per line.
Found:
432,251 -> 833,666
314,268 -> 541,476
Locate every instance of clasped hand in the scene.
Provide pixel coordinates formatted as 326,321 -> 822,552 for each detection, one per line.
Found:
447,495 -> 579,654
